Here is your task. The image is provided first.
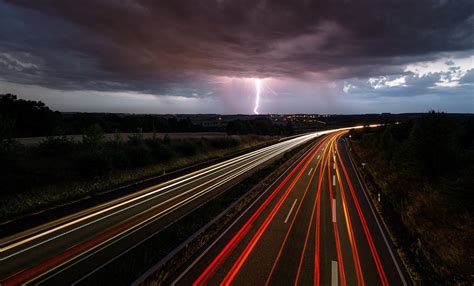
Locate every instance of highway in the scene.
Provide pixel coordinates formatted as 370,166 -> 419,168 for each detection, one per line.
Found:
171,131 -> 410,286
0,130 -> 344,285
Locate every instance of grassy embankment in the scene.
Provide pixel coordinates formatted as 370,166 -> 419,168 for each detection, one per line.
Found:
0,128 -> 276,222
74,135 -> 315,285
348,112 -> 473,285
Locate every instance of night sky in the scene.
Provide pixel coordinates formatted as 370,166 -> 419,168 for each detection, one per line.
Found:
0,0 -> 473,114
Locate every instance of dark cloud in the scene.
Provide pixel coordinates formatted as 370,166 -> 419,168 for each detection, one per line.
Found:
1,0 -> 473,93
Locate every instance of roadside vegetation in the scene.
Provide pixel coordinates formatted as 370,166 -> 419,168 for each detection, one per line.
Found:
0,126 -> 275,222
349,111 -> 473,284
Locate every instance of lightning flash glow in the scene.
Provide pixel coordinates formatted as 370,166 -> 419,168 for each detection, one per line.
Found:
253,78 -> 261,114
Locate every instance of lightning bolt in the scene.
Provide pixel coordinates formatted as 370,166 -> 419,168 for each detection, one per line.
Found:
253,78 -> 261,114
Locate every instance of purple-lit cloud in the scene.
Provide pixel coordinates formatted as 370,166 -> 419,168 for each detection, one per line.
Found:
0,0 -> 473,113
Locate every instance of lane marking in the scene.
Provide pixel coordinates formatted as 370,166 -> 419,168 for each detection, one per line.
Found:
27,151 -> 281,285
169,143 -> 317,286
333,175 -> 336,186
334,160 -> 364,285
343,141 -> 408,285
332,199 -> 337,223
220,141 -> 323,285
284,199 -> 298,224
308,167 -> 313,176
292,141 -> 330,285
332,261 -> 338,286
265,137 -> 330,285
185,141 -> 323,286
333,162 -> 336,170
317,155 -> 320,159
336,143 -> 389,285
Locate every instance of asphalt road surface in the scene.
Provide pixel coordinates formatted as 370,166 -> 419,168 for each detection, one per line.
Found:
171,130 -> 409,286
0,129 -> 351,285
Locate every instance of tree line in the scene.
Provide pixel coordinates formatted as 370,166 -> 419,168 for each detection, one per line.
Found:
0,94 -> 291,138
0,94 -> 199,138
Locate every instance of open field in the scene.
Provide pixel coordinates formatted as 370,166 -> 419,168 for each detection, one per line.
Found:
14,132 -> 231,145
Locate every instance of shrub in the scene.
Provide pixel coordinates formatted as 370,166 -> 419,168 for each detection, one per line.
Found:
174,140 -> 198,156
74,149 -> 112,178
36,136 -> 73,156
124,142 -> 152,167
146,138 -> 175,162
83,124 -> 105,146
209,137 -> 239,149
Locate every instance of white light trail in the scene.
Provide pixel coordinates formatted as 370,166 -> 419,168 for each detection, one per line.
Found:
253,78 -> 261,114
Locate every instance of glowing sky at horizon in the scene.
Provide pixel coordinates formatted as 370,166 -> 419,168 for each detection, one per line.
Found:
0,0 -> 472,114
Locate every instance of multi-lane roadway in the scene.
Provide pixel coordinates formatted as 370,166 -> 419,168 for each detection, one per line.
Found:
171,131 -> 409,286
0,127 -> 409,285
0,130 -> 335,285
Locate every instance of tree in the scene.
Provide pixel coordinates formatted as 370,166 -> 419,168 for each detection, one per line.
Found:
408,111 -> 459,178
286,121 -> 294,135
83,124 -> 105,146
0,114 -> 15,141
0,94 -> 61,137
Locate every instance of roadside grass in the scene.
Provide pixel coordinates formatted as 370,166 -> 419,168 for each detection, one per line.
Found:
75,139 -> 313,286
0,136 -> 275,222
348,116 -> 473,285
348,146 -> 425,285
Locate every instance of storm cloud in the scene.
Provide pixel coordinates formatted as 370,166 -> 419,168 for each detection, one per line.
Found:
0,0 -> 473,113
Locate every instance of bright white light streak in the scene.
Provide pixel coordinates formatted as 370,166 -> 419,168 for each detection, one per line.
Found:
254,78 -> 261,114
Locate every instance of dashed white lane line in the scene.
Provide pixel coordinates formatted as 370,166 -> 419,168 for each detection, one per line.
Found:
332,260 -> 338,286
317,155 -> 320,159
308,168 -> 313,176
284,199 -> 298,224
332,175 -> 336,186
332,199 -> 337,223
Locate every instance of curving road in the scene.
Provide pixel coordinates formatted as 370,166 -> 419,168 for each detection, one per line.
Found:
171,130 -> 410,286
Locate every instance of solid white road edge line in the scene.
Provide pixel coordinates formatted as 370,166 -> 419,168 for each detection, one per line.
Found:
342,139 -> 408,286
